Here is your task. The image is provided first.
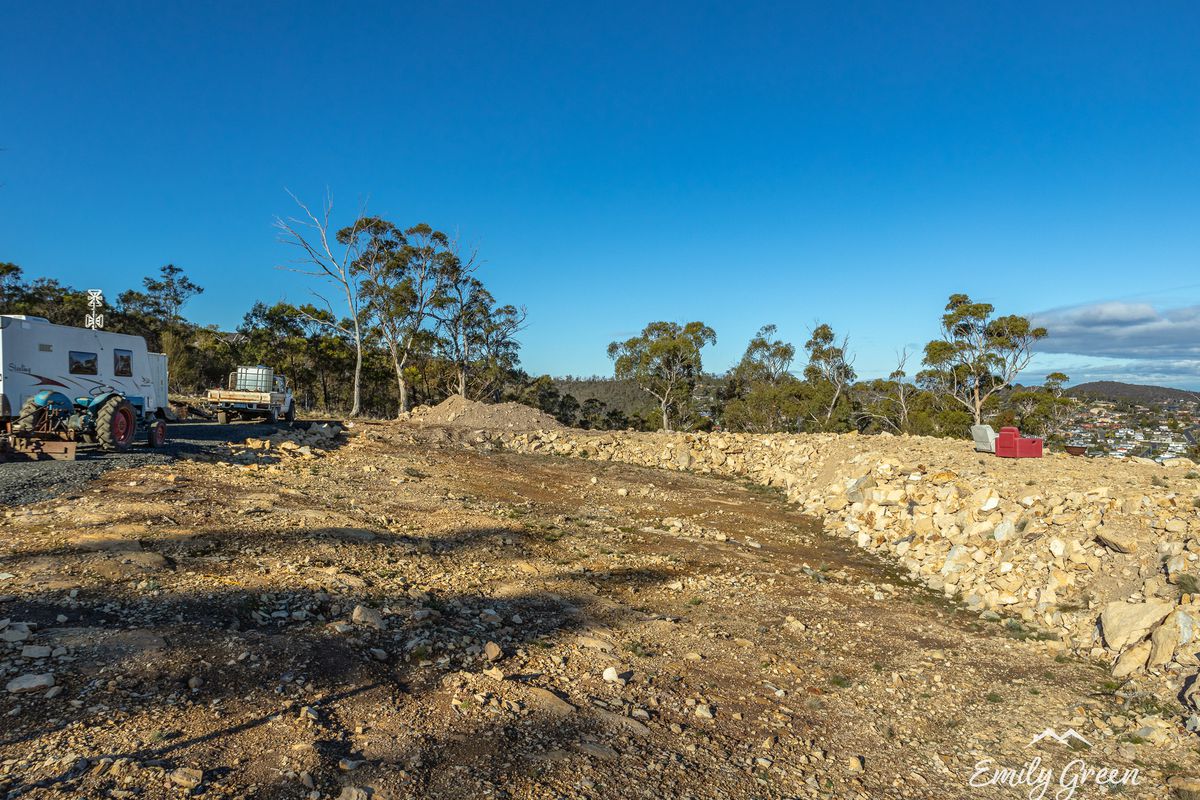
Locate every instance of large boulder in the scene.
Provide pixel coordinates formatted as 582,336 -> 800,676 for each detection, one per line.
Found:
6,673 -> 54,693
1148,609 -> 1196,668
1094,527 -> 1138,554
1100,600 -> 1175,651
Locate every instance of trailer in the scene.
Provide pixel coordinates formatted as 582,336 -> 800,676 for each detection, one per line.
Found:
207,365 -> 295,424
0,315 -> 169,460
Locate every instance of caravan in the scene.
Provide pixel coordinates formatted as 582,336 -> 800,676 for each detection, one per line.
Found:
1,315 -> 169,457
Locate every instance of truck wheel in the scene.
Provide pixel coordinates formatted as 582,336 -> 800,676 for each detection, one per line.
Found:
96,397 -> 137,452
284,402 -> 295,424
267,407 -> 279,424
217,411 -> 229,426
147,419 -> 167,448
15,398 -> 45,432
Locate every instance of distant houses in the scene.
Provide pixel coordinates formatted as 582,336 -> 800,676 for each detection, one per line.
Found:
1060,395 -> 1198,461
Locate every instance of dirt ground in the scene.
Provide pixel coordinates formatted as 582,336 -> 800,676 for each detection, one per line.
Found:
1,421 -> 1197,799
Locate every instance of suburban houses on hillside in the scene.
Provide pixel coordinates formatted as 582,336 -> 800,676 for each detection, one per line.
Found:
1062,397 -> 1200,462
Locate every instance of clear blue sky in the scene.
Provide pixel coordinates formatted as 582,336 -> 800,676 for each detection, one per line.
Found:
3,2 -> 1199,386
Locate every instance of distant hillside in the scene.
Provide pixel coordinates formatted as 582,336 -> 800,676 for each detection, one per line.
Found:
554,376 -> 651,417
1067,381 -> 1198,404
553,374 -> 727,423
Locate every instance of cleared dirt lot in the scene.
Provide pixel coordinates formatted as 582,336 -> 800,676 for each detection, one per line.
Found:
0,422 -> 1194,798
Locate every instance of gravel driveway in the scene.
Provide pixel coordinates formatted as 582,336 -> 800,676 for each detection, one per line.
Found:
0,420 -> 289,506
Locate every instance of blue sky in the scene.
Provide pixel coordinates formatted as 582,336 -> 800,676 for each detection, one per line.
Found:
2,2 -> 1199,386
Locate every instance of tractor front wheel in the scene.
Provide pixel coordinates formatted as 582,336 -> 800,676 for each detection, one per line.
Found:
147,419 -> 167,448
96,398 -> 137,452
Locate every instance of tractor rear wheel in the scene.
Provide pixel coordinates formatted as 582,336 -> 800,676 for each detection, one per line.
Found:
14,398 -> 46,432
96,397 -> 137,452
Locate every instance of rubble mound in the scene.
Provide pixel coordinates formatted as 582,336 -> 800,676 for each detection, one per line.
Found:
228,422 -> 344,461
403,395 -> 563,431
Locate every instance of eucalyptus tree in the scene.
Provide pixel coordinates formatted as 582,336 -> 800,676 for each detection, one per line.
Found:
275,190 -> 380,417
803,323 -> 856,430
921,294 -> 1048,427
608,321 -> 716,431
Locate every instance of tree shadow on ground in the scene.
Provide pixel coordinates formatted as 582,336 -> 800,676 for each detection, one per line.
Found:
0,521 -> 675,798
0,521 -> 552,581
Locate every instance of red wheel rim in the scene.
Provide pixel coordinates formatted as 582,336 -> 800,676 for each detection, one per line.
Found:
113,408 -> 134,444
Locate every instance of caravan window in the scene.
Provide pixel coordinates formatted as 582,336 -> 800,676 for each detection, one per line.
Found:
114,349 -> 133,377
69,351 -> 98,375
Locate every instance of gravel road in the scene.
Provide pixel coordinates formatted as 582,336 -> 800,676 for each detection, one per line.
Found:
0,420 -> 287,506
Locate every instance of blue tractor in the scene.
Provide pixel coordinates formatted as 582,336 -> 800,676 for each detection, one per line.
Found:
15,389 -> 166,455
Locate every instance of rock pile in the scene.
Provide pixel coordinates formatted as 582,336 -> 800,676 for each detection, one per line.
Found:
401,395 -> 563,431
230,423 -> 344,461
484,428 -> 1200,688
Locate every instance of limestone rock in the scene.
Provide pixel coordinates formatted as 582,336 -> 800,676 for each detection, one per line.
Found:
351,605 -> 384,630
524,686 -> 575,716
972,488 -> 1000,513
6,673 -> 54,693
169,768 -> 204,789
1095,527 -> 1137,554
1112,640 -> 1152,678
1149,612 -> 1184,667
1100,600 -> 1174,650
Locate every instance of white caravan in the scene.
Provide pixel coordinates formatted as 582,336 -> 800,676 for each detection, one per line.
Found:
0,315 -> 169,422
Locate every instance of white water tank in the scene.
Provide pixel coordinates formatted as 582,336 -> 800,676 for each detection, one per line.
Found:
234,365 -> 274,392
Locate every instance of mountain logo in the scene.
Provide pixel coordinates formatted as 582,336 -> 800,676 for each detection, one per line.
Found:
1029,728 -> 1091,747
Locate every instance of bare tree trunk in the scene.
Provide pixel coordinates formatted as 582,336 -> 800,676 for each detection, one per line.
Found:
384,338 -> 409,416
348,289 -> 363,417
825,382 -> 844,423
397,352 -> 415,409
275,190 -> 373,419
661,397 -> 671,432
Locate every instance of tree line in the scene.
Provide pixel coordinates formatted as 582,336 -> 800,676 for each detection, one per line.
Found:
3,221 -> 1070,438
0,192 -> 532,418
598,294 -> 1074,440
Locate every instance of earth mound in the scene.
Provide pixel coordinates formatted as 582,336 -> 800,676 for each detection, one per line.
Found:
404,394 -> 564,431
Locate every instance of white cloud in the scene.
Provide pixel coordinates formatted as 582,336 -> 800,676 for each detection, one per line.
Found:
1027,301 -> 1200,388
1031,301 -> 1200,360
1026,354 -> 1200,388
